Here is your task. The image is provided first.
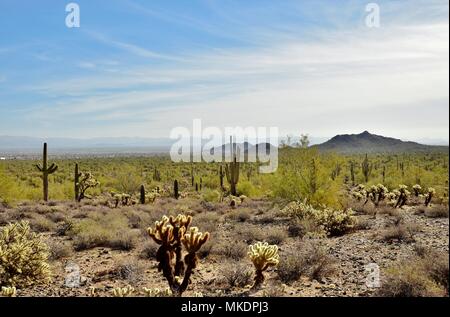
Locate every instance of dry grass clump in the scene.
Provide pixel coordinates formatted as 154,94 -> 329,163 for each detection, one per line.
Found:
221,261 -> 253,288
378,222 -> 419,243
112,259 -> 144,285
213,240 -> 248,260
194,212 -> 221,233
68,212 -> 138,251
420,205 -> 449,218
47,240 -> 73,261
226,209 -> 252,223
29,215 -> 57,233
139,241 -> 159,260
235,225 -> 266,244
377,254 -> 448,297
197,239 -> 214,259
264,227 -> 288,245
277,240 -> 335,284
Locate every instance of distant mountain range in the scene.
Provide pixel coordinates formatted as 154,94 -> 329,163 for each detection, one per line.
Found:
313,131 -> 449,154
0,132 -> 448,156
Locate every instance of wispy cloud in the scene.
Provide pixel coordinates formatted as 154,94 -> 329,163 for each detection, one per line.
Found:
85,31 -> 187,62
1,0 -> 448,140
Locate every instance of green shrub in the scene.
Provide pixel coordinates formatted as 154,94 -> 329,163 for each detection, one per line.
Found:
282,201 -> 356,236
0,221 -> 52,287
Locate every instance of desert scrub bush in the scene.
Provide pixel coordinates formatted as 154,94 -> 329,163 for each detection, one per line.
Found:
424,205 -> 449,218
264,227 -> 288,245
221,261 -> 253,289
378,222 -> 418,243
282,201 -> 356,236
194,212 -> 221,233
248,242 -> 279,289
0,221 -> 52,287
201,189 -> 221,203
113,259 -> 144,285
69,212 -> 137,251
226,208 -> 252,222
235,225 -> 266,244
213,240 -> 248,260
47,240 -> 73,261
29,215 -> 57,233
277,241 -> 335,283
147,214 -> 210,296
140,241 -> 159,260
377,259 -> 447,297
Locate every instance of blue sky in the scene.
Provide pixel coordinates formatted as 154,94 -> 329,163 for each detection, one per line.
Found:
0,0 -> 448,142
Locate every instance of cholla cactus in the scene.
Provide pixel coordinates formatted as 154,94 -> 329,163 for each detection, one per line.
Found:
147,214 -> 209,297
0,221 -> 51,288
425,187 -> 436,207
412,185 -> 422,197
248,242 -> 279,288
395,185 -> 410,208
112,285 -> 134,297
367,184 -> 388,206
282,201 -> 356,236
314,207 -> 356,236
1,286 -> 17,297
143,287 -> 172,297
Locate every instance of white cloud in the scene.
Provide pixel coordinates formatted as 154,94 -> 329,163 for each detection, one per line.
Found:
17,17 -> 450,140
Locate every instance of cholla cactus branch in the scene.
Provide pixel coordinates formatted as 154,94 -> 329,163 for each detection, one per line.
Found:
248,242 -> 279,289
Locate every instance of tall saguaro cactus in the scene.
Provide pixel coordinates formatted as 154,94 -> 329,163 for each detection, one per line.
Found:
35,143 -> 58,201
361,154 -> 372,183
225,136 -> 240,196
74,163 -> 81,201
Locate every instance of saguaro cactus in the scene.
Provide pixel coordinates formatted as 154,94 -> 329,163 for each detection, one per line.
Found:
74,163 -> 81,201
219,165 -> 225,190
362,154 -> 372,183
140,184 -> 146,204
174,180 -> 179,199
225,136 -> 240,196
35,143 -> 58,201
349,160 -> 356,185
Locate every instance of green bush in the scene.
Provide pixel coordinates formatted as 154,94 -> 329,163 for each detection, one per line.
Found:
0,221 -> 52,287
282,201 -> 356,236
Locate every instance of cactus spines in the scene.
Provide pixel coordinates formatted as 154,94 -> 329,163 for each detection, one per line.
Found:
174,180 -> 179,199
362,154 -> 372,183
248,242 -> 279,289
147,214 -> 209,297
140,184 -> 146,204
35,143 -> 58,201
225,136 -> 240,196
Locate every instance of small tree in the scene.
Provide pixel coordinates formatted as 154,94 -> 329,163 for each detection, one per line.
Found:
76,172 -> 100,202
